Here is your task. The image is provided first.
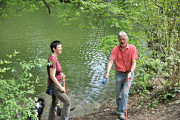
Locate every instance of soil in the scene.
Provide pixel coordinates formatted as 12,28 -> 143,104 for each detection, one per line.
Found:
69,94 -> 180,120
67,76 -> 180,120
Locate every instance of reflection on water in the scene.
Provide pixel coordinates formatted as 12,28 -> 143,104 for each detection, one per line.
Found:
0,6 -> 118,119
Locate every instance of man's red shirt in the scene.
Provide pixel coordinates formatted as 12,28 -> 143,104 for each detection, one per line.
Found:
110,44 -> 138,72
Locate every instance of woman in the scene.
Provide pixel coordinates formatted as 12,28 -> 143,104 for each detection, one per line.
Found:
47,40 -> 71,120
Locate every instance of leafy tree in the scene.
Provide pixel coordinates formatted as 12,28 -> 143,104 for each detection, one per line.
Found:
0,51 -> 48,119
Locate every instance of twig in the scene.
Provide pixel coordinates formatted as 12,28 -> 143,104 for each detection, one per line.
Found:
151,0 -> 163,9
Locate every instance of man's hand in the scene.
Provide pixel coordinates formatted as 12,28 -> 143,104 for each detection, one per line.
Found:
127,72 -> 132,79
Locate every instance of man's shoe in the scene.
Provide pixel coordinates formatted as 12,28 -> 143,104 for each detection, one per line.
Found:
119,114 -> 125,120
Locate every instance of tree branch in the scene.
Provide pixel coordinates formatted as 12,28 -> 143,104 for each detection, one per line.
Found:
42,0 -> 51,14
151,0 -> 163,9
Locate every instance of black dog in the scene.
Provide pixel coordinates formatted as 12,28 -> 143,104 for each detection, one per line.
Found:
35,98 -> 45,119
15,98 -> 45,120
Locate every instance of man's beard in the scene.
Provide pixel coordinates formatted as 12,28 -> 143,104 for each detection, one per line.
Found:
120,42 -> 126,47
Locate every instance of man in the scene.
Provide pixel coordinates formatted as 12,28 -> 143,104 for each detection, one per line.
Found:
105,31 -> 138,120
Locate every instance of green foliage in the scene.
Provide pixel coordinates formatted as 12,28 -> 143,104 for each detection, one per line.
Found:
163,93 -> 175,101
97,35 -> 118,55
0,51 -> 48,119
134,55 -> 163,94
0,0 -> 40,19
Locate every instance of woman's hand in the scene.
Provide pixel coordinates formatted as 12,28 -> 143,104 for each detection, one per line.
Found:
60,86 -> 65,92
62,73 -> 66,78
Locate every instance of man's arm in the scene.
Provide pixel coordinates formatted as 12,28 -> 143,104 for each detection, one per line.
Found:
105,60 -> 113,78
131,59 -> 136,72
127,59 -> 136,79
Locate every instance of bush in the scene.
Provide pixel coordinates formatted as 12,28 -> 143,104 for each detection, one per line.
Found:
0,51 -> 47,120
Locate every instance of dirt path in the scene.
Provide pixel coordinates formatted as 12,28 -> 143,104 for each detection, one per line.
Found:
70,95 -> 180,120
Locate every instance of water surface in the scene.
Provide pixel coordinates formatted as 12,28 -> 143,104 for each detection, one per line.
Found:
0,6 -> 118,119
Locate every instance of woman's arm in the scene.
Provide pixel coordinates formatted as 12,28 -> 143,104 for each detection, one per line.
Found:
50,68 -> 64,92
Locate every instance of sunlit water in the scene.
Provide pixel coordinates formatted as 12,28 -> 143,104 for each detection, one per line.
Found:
0,6 -> 119,119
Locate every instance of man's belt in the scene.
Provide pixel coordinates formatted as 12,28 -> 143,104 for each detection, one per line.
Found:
120,71 -> 131,74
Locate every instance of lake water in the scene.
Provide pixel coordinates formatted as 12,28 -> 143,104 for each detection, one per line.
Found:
0,5 -> 118,119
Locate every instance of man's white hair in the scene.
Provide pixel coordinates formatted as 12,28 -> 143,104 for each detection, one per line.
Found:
118,31 -> 129,40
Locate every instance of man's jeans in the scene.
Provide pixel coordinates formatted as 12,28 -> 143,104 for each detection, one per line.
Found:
48,84 -> 71,120
115,70 -> 134,114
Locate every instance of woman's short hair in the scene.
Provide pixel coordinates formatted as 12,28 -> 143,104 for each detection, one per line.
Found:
50,40 -> 61,53
118,31 -> 129,40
